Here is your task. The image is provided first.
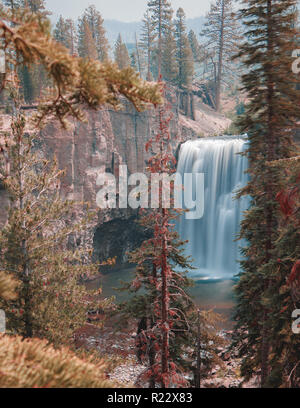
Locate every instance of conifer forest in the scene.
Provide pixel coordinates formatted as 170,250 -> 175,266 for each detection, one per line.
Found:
0,0 -> 299,393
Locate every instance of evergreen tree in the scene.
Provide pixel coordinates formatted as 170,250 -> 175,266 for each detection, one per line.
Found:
130,50 -> 138,71
270,157 -> 300,387
19,65 -> 35,103
3,0 -> 50,103
232,0 -> 300,388
175,8 -> 194,89
134,32 -> 143,75
0,84 -> 103,344
2,0 -> 22,10
0,5 -> 161,153
23,0 -> 48,15
0,335 -> 116,388
78,16 -> 98,60
200,0 -> 240,111
65,19 -> 77,55
139,11 -> 155,81
119,87 -> 191,388
119,87 -> 224,387
161,23 -> 178,84
0,272 -> 116,388
0,5 -> 162,342
147,0 -> 173,78
114,34 -> 131,69
54,15 -> 67,45
54,16 -> 77,55
188,30 -> 202,63
78,5 -> 110,62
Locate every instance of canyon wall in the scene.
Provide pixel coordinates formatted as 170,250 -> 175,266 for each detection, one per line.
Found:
0,93 -> 232,266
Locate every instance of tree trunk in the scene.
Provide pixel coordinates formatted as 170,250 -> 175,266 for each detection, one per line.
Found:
136,316 -> 148,363
161,208 -> 169,388
195,309 -> 201,388
216,0 -> 225,112
261,0 -> 276,387
135,32 -> 142,74
18,129 -> 32,339
148,317 -> 156,388
158,0 -> 162,78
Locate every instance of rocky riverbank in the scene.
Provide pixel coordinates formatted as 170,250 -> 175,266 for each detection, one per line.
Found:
73,319 -> 259,388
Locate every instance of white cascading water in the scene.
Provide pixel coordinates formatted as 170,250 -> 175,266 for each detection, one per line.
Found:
176,136 -> 249,280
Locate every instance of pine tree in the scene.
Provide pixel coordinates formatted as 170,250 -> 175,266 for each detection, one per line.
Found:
77,6 -> 110,62
161,23 -> 178,84
120,228 -> 196,387
232,0 -> 300,388
0,335 -> 116,388
0,264 -> 115,388
114,34 -> 131,69
134,32 -> 143,76
188,30 -> 202,63
119,86 -> 225,387
1,6 -> 162,127
200,0 -> 241,111
78,16 -> 98,60
175,8 -> 194,89
130,50 -> 138,71
65,19 -> 77,55
263,157 -> 300,387
54,15 -> 67,45
147,0 -> 173,78
0,6 -> 162,342
3,0 -> 50,103
22,0 -> 48,16
118,87 -> 191,388
139,11 -> 155,81
2,0 -> 23,10
0,83 -> 104,344
54,16 -> 77,55
19,65 -> 35,103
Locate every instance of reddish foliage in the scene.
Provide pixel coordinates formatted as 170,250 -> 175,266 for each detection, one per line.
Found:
134,81 -> 188,388
276,187 -> 299,217
276,172 -> 300,290
288,260 -> 300,285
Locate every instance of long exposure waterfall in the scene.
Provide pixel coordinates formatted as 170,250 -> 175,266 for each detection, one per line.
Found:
176,136 -> 249,279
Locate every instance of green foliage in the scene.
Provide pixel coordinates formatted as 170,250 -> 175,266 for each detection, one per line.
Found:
139,11 -> 155,81
0,6 -> 162,126
54,16 -> 76,55
266,158 -> 300,387
114,34 -> 131,69
22,0 -> 48,16
19,65 -> 35,103
0,272 -> 18,301
232,0 -> 300,388
175,8 -> 194,89
118,91 -> 224,387
0,87 -> 103,344
188,30 -> 202,63
200,0 -> 241,111
0,2 -> 164,390
77,6 -> 110,62
78,16 -> 98,60
161,24 -> 178,84
0,334 -> 116,388
147,0 -> 174,79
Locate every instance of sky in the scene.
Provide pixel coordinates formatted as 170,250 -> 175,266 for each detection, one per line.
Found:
45,0 -> 212,22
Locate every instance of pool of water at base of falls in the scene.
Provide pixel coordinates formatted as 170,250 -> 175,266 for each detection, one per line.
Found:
85,267 -> 237,329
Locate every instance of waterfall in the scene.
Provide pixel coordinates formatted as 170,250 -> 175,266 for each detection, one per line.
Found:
176,136 -> 249,280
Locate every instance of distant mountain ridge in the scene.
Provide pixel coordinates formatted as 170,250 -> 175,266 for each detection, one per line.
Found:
104,17 -> 205,45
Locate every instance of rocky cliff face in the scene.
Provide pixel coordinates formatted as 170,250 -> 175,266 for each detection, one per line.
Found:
0,93 -> 232,265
